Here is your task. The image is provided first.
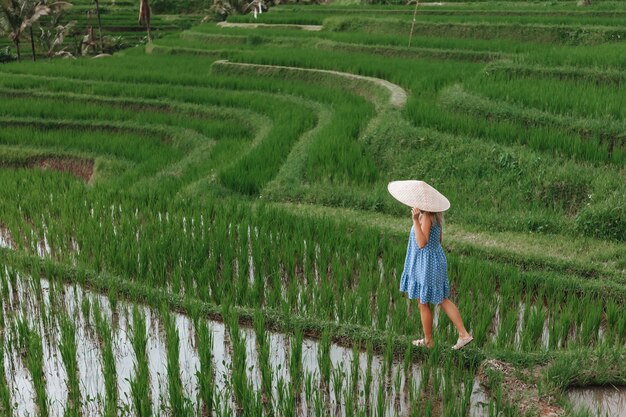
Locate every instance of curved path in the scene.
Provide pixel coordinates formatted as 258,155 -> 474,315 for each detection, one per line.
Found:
217,21 -> 323,31
212,60 -> 408,109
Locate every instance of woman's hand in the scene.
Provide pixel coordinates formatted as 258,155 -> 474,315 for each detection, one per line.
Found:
412,208 -> 431,248
412,207 -> 421,222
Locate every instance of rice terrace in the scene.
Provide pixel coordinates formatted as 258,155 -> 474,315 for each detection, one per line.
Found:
0,0 -> 625,415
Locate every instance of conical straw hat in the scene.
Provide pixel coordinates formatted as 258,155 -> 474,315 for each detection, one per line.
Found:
387,180 -> 450,212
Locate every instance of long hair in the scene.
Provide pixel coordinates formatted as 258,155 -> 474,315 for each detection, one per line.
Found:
426,211 -> 444,226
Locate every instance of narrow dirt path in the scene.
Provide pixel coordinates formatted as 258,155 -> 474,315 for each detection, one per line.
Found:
213,60 -> 408,109
217,21 -> 323,31
479,360 -> 565,417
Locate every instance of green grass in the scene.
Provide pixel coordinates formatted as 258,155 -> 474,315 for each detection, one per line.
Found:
93,301 -> 118,417
59,313 -> 81,417
129,306 -> 152,417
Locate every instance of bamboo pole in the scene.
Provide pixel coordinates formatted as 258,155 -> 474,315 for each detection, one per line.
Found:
408,0 -> 420,48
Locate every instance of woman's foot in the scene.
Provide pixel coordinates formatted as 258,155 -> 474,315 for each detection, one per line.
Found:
412,338 -> 434,348
451,335 -> 473,350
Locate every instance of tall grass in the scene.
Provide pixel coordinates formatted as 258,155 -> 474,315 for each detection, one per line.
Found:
93,301 -> 118,417
163,307 -> 193,416
129,307 -> 152,417
16,318 -> 48,417
222,302 -> 257,413
289,324 -> 304,402
196,317 -> 215,416
0,330 -> 12,417
253,308 -> 272,409
59,313 -> 81,417
318,327 -> 332,389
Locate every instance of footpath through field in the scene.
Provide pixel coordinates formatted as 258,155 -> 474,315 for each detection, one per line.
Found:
213,60 -> 408,109
217,21 -> 323,31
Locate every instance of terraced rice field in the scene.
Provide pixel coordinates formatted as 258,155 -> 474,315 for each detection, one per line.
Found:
1,1 -> 625,416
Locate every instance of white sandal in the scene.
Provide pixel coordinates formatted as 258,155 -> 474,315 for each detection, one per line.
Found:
452,335 -> 473,350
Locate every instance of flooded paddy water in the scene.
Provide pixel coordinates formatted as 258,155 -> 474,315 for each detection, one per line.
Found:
568,386 -> 626,417
0,269 -> 495,417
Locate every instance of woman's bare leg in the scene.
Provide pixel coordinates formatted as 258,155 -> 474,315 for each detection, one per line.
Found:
440,298 -> 471,339
417,299 -> 434,345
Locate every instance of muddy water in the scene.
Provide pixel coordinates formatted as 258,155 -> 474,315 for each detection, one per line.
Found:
568,386 -> 626,417
0,271 -> 491,417
0,225 -> 12,249
468,377 -> 491,417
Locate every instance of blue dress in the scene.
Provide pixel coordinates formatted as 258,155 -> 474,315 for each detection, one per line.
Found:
399,222 -> 449,304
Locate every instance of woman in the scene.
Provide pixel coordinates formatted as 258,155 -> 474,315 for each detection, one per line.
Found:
389,180 -> 473,350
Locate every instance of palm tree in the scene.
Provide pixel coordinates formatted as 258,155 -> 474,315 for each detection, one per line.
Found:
138,0 -> 150,42
40,9 -> 74,57
0,0 -> 50,61
93,0 -> 102,53
0,1 -> 70,61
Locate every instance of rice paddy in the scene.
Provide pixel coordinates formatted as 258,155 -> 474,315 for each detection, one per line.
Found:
1,0 -> 625,416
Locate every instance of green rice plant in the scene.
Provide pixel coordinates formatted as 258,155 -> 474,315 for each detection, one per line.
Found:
59,313 -> 81,417
289,324 -> 304,400
436,84 -> 617,165
375,285 -> 389,331
557,301 -> 576,349
303,371 -> 315,412
364,339 -> 373,408
544,290 -> 562,350
250,241 -> 266,308
324,16 -> 626,46
252,308 -> 271,408
16,318 -> 48,417
393,363 -> 402,403
318,327 -> 332,389
350,339 -> 361,396
343,374 -> 355,417
216,392 -> 234,417
80,294 -> 91,328
332,365 -> 345,410
521,303 -> 546,351
276,378 -> 296,417
0,331 -> 12,417
92,301 -> 117,417
0,292 -> 5,335
222,302 -> 255,413
163,307 -> 193,417
383,332 -> 394,377
196,318 -> 215,416
577,296 -> 603,347
605,298 -> 626,345
375,373 -> 385,417
129,306 -> 152,417
459,372 -> 474,417
408,375 -> 422,417
467,70 -> 626,120
313,388 -> 324,417
107,287 -> 119,328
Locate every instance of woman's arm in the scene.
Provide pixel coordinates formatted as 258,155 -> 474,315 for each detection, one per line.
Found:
412,208 -> 431,249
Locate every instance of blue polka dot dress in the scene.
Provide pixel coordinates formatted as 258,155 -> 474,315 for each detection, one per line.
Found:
399,222 -> 450,304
